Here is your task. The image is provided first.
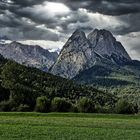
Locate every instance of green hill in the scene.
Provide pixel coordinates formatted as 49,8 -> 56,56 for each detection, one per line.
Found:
0,55 -> 116,111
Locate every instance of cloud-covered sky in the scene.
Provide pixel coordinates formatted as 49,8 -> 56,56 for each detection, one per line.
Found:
0,0 -> 140,60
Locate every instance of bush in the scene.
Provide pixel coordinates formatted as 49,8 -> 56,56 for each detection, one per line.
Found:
95,105 -> 114,113
51,97 -> 72,112
0,100 -> 11,111
35,96 -> 50,113
77,97 -> 95,113
115,99 -> 135,114
71,104 -> 78,113
17,104 -> 31,112
0,99 -> 17,112
0,86 -> 10,102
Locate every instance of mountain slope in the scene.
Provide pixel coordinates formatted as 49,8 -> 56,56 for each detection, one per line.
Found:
74,60 -> 140,87
0,41 -> 58,71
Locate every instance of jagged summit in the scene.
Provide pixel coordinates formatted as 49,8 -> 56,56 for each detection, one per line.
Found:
88,29 -> 114,40
62,29 -> 88,50
9,41 -> 23,46
87,29 -> 131,63
87,29 -> 118,48
50,28 -> 132,79
72,29 -> 85,36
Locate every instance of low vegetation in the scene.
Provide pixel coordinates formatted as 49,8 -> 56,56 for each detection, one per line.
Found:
0,112 -> 140,140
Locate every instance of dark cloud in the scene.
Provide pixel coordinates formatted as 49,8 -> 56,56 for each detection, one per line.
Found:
44,0 -> 140,15
10,0 -> 46,7
0,0 -> 139,43
3,0 -> 139,16
0,4 -> 59,40
114,13 -> 140,35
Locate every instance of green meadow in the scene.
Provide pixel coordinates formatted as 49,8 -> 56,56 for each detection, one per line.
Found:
0,113 -> 140,140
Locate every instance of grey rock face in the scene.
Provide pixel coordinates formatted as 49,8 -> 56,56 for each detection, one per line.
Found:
0,41 -> 58,71
87,29 -> 131,64
50,29 -> 99,78
50,29 -> 132,79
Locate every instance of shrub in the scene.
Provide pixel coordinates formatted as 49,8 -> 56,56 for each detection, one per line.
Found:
35,96 -> 50,113
115,99 -> 135,114
71,104 -> 78,113
77,97 -> 95,113
17,104 -> 31,112
0,86 -> 10,102
0,99 -> 17,112
0,100 -> 11,111
95,105 -> 114,113
51,97 -> 72,112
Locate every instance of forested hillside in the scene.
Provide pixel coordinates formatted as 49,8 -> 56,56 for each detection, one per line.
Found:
0,55 -> 118,112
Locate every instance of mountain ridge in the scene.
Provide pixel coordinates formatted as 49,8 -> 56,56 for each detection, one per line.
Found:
0,41 -> 58,71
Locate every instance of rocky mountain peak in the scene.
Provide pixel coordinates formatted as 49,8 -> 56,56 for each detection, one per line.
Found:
61,29 -> 89,53
87,29 -> 115,46
64,29 -> 87,45
50,28 -> 132,79
87,29 -> 131,64
9,41 -> 22,47
72,29 -> 86,37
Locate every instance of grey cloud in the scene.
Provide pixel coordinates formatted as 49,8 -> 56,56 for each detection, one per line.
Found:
45,0 -> 140,15
116,31 -> 140,60
113,13 -> 140,35
0,25 -> 60,41
0,0 -> 139,58
0,9 -> 59,40
6,0 -> 140,16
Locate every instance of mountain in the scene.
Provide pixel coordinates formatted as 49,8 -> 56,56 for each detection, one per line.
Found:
50,29 -> 140,100
0,41 -> 58,71
50,29 -> 132,78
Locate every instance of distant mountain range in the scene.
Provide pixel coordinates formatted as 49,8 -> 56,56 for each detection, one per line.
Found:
0,41 -> 58,71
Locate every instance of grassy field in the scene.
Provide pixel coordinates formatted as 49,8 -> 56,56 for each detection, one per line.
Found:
0,113 -> 140,140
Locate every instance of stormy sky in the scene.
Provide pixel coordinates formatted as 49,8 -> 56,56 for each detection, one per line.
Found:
0,0 -> 140,60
